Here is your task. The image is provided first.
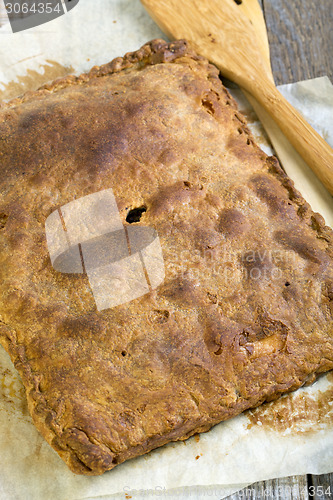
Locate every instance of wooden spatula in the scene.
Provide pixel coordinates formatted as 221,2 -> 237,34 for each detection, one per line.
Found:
231,0 -> 272,78
141,0 -> 333,195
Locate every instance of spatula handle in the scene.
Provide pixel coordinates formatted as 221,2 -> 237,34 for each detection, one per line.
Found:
248,78 -> 333,195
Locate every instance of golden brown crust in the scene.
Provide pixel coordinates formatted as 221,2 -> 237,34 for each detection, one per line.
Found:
0,39 -> 332,475
0,39 -> 197,110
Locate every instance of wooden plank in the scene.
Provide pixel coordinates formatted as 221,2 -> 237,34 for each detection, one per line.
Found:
308,474 -> 333,500
262,0 -> 333,85
226,476 -> 309,500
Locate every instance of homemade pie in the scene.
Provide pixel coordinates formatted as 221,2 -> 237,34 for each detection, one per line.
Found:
0,39 -> 332,475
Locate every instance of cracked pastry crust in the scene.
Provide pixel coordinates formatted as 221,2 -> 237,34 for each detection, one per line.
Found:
0,39 -> 332,475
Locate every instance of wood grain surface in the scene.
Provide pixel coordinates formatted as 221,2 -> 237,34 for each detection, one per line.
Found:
260,0 -> 333,84
0,0 -> 332,498
228,476 -> 309,500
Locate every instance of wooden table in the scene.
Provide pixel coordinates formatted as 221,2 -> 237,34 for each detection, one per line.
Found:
0,0 -> 331,499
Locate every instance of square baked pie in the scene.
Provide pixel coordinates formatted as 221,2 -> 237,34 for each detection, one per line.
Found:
0,40 -> 332,475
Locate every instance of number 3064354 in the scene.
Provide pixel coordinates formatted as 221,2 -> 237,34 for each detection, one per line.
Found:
5,2 -> 62,14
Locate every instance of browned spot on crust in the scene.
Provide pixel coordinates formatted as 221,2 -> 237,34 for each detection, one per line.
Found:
57,314 -> 107,341
161,277 -> 196,304
149,181 -> 205,218
250,173 -> 296,220
218,208 -> 250,238
201,310 -> 243,356
226,134 -> 260,162
274,229 -> 329,269
194,227 -> 222,250
241,249 -> 273,281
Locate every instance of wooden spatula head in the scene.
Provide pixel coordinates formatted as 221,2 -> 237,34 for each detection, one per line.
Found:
141,0 -> 273,91
235,0 -> 271,68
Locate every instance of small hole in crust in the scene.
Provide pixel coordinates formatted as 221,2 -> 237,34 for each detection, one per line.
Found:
237,128 -> 243,135
285,282 -> 291,287
183,181 -> 203,190
201,97 -> 215,115
0,213 -> 8,229
126,206 -> 147,223
121,350 -> 127,357
234,0 -> 242,4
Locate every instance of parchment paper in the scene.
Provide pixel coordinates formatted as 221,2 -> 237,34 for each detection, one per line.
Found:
0,1 -> 332,499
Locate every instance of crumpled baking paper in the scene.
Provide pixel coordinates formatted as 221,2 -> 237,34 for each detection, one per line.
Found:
0,1 -> 332,499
